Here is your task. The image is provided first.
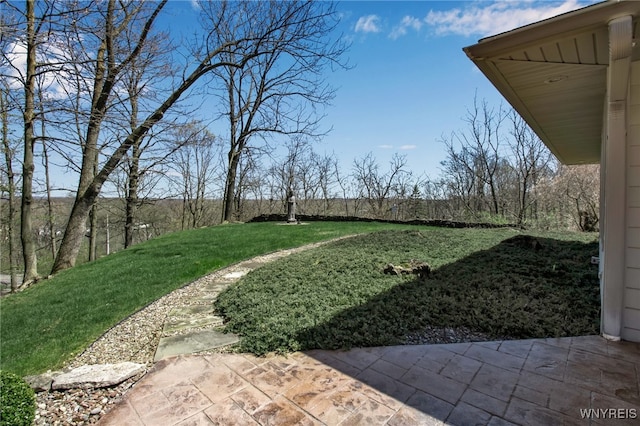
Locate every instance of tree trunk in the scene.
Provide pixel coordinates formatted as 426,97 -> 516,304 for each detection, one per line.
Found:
40,93 -> 57,260
124,144 -> 140,248
21,0 -> 39,285
124,81 -> 140,248
2,89 -> 19,291
88,154 -> 99,261
89,202 -> 98,261
222,149 -> 241,222
43,141 -> 57,260
53,191 -> 96,272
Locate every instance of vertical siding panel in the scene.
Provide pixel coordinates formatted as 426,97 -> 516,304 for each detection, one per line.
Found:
629,208 -> 640,227
624,62 -> 640,335
628,268 -> 640,290
622,324 -> 640,342
626,247 -> 640,269
628,228 -> 640,248
625,288 -> 640,310
630,147 -> 640,166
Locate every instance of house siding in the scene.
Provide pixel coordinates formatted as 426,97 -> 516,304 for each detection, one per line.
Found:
623,60 -> 640,341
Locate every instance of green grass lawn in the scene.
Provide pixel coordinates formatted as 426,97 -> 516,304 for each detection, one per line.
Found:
215,228 -> 600,355
0,221 -> 416,376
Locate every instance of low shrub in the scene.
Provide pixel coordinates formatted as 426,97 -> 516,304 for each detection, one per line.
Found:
216,229 -> 600,355
0,370 -> 36,426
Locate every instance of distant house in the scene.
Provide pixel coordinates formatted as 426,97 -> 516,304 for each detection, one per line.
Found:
464,0 -> 640,342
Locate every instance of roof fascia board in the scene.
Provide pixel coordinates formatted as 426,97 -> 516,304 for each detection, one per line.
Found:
464,1 -> 640,61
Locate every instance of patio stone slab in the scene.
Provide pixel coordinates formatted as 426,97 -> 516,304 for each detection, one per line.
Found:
101,336 -> 640,426
168,305 -> 214,316
162,314 -> 225,333
154,330 -> 239,362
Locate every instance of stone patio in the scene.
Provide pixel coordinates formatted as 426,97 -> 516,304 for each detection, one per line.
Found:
98,335 -> 640,425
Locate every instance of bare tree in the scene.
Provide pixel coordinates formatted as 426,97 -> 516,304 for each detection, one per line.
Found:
37,88 -> 57,260
439,144 -> 477,217
440,97 -> 506,218
233,150 -> 265,221
422,177 -> 450,219
507,110 -> 553,225
207,0 -> 349,222
334,158 -> 353,216
169,123 -> 218,229
10,0 -> 43,284
352,153 -> 411,219
1,85 -> 20,291
551,164 -> 600,231
268,136 -> 309,212
312,151 -> 339,215
51,1 -> 330,272
438,96 -> 508,221
117,28 -> 176,248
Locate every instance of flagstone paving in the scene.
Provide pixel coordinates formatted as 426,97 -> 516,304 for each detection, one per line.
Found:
99,335 -> 640,425
150,239 -> 359,364
152,253 -> 306,363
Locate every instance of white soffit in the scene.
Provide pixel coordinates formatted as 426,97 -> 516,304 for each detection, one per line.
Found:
464,0 -> 640,165
492,61 -> 607,164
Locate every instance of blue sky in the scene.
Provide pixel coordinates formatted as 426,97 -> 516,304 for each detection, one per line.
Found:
163,0 -> 600,180
320,0 -> 600,178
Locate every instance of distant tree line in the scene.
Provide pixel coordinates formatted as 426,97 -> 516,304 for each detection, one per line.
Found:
1,1 -> 598,291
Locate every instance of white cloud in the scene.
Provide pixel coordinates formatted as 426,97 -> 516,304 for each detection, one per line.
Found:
190,0 -> 201,11
425,0 -> 590,38
3,40 -> 68,99
378,144 -> 417,150
390,15 -> 423,40
355,15 -> 381,33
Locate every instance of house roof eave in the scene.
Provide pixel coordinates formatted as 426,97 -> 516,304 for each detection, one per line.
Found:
463,0 -> 640,165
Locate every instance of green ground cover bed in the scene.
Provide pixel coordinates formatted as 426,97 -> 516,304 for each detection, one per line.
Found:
215,228 -> 600,355
1,221 -> 415,376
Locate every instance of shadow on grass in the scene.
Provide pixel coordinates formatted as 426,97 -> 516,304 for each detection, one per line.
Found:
292,236 -> 599,421
295,235 -> 600,350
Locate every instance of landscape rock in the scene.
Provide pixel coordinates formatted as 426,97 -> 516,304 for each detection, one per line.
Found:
51,362 -> 146,390
503,234 -> 543,251
24,371 -> 62,392
383,260 -> 431,279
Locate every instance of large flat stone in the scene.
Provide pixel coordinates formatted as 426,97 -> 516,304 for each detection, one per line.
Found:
154,330 -> 240,362
163,314 -> 225,333
169,305 -> 213,317
24,371 -> 62,392
51,362 -> 146,390
222,270 -> 249,280
204,282 -> 231,292
194,291 -> 221,301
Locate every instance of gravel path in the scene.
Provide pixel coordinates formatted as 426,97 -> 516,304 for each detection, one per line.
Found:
33,237 -> 495,425
33,241 -> 343,425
